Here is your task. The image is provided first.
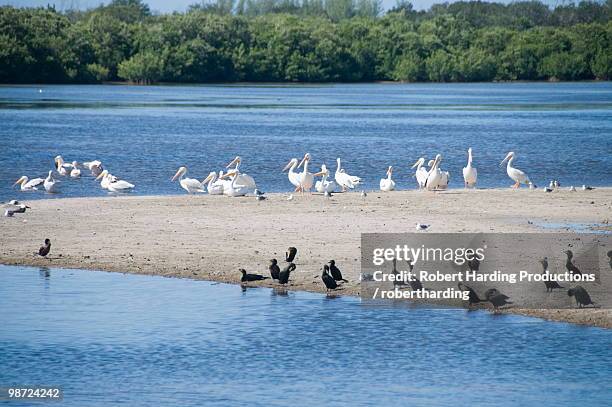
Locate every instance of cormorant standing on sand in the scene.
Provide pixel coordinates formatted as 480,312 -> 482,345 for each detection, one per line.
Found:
328,260 -> 348,282
607,250 -> 612,270
269,259 -> 280,280
240,268 -> 268,282
467,257 -> 480,272
321,265 -> 338,291
392,258 -> 408,288
485,288 -> 512,310
564,250 -> 582,276
38,238 -> 51,257
539,258 -> 564,292
567,286 -> 596,308
285,247 -> 297,263
278,263 -> 296,285
458,282 -> 485,306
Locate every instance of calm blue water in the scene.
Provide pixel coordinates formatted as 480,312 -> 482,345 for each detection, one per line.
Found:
0,82 -> 611,201
0,265 -> 611,406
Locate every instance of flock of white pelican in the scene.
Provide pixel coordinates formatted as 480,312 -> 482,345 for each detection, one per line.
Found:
13,156 -> 135,194
14,149 -> 576,198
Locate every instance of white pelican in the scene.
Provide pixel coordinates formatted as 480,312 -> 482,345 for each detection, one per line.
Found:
335,158 -> 362,192
411,158 -> 428,189
83,160 -> 103,177
221,172 -> 249,197
54,155 -> 72,176
425,154 -> 449,190
202,171 -> 224,195
462,147 -> 477,188
226,156 -> 256,192
296,153 -> 314,192
283,158 -> 301,191
44,170 -> 58,193
13,176 -> 44,191
379,166 -> 396,192
97,170 -> 134,192
500,152 -> 532,188
70,161 -> 81,178
171,166 -> 205,194
314,164 -> 336,193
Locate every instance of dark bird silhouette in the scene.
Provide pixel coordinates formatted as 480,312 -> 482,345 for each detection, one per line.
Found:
278,263 -> 296,285
38,238 -> 51,257
485,288 -> 512,310
240,268 -> 268,282
458,282 -> 485,306
321,265 -> 338,291
328,260 -> 348,282
539,258 -> 563,292
467,257 -> 480,271
568,286 -> 596,308
285,247 -> 297,263
564,250 -> 582,276
607,250 -> 612,270
405,260 -> 424,291
269,259 -> 280,280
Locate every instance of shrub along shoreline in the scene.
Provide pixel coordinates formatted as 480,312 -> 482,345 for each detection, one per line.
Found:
1,0 -> 610,84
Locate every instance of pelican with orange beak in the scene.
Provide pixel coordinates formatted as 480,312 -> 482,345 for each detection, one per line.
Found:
97,170 -> 134,192
314,164 -> 336,194
54,155 -> 72,176
379,166 -> 396,192
226,156 -> 256,192
202,171 -> 224,195
500,152 -> 532,188
171,166 -> 205,194
296,153 -> 314,192
13,175 -> 45,191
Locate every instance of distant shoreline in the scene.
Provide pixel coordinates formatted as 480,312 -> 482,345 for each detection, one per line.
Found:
1,189 -> 610,329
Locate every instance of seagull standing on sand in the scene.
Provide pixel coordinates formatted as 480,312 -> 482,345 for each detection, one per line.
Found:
415,223 -> 430,231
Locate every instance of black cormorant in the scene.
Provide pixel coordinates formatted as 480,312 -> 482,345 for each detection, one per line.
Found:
38,238 -> 51,257
564,250 -> 582,276
328,260 -> 348,282
540,258 -> 563,292
269,259 -> 280,280
567,286 -> 596,308
458,282 -> 485,306
485,288 -> 512,310
321,265 -> 338,291
278,263 -> 296,285
285,247 -> 297,263
240,268 -> 268,282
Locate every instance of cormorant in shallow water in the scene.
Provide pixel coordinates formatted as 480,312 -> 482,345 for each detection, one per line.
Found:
485,289 -> 512,310
328,260 -> 348,282
269,259 -> 280,280
458,282 -> 485,306
568,286 -> 596,308
540,258 -> 564,292
285,247 -> 297,263
321,265 -> 338,291
564,250 -> 582,276
278,263 -> 296,285
240,268 -> 268,282
38,238 -> 51,257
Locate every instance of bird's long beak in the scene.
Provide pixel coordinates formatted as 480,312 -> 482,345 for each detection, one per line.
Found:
313,171 -> 324,176
282,160 -> 293,172
171,168 -> 183,181
202,173 -> 214,183
298,155 -> 307,169
500,154 -> 510,167
226,157 -> 239,169
96,170 -> 107,180
13,176 -> 25,186
410,158 -> 422,169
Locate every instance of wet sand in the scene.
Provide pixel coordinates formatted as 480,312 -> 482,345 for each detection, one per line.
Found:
1,188 -> 611,328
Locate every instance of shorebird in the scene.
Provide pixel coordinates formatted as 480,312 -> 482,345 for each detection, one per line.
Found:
38,238 -> 51,257
564,250 -> 582,276
462,147 -> 477,188
285,247 -> 297,263
240,268 -> 268,282
269,259 -> 280,280
415,223 -> 430,231
567,286 -> 596,308
500,152 -> 533,188
328,260 -> 348,282
278,263 -> 296,285
485,289 -> 512,310
458,283 -> 486,307
321,265 -> 338,292
582,185 -> 594,191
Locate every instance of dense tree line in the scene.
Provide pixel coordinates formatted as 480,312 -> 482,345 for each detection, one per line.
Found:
0,0 -> 610,84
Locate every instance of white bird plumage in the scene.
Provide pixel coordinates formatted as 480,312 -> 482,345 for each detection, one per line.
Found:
171,166 -> 205,194
226,156 -> 256,194
97,169 -> 134,192
379,166 -> 395,192
500,152 -> 532,188
335,158 -> 361,192
295,153 -> 314,192
314,164 -> 336,193
70,161 -> 81,178
425,154 -> 449,190
411,158 -> 428,189
43,170 -> 58,193
54,155 -> 72,176
13,176 -> 45,191
202,171 -> 224,195
283,158 -> 301,191
462,147 -> 477,188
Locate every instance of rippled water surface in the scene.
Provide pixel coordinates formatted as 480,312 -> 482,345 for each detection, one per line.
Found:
0,82 -> 611,201
1,265 -> 611,406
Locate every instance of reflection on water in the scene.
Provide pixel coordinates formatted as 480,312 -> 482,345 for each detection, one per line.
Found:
0,265 -> 611,406
0,82 -> 611,201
